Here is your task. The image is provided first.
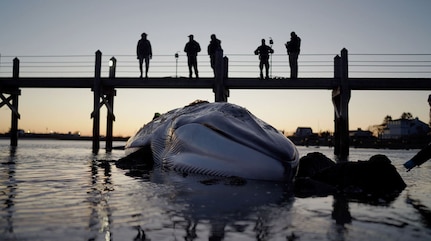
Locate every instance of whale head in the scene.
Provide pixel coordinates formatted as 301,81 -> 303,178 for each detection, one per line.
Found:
124,101 -> 299,182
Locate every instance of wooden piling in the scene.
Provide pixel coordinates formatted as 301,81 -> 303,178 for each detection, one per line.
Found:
10,58 -> 21,147
332,49 -> 351,159
92,50 -> 102,154
105,57 -> 117,152
213,50 -> 229,102
105,88 -> 116,152
223,56 -> 230,98
332,55 -> 341,156
340,48 -> 351,159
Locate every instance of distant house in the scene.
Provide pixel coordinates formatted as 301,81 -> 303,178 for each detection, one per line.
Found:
349,128 -> 373,138
381,118 -> 429,139
290,127 -> 320,146
294,127 -> 313,137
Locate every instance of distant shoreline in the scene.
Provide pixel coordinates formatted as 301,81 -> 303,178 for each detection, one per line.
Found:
0,133 -> 130,142
1,133 -> 427,150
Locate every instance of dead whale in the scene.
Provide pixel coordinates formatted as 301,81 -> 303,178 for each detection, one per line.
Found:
119,100 -> 299,182
117,101 -> 406,201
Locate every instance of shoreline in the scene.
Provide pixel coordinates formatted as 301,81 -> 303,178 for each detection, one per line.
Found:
1,134 -> 426,150
0,134 -> 129,142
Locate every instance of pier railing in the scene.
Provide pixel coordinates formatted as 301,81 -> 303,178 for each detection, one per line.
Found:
2,52 -> 430,79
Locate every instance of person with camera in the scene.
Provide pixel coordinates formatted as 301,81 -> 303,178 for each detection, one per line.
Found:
254,39 -> 274,79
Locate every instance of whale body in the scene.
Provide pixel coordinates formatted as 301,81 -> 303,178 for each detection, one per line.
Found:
123,101 -> 299,182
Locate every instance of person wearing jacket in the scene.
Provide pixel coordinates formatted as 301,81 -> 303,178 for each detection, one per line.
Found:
184,34 -> 201,78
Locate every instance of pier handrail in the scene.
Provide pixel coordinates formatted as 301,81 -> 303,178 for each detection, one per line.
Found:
2,52 -> 430,79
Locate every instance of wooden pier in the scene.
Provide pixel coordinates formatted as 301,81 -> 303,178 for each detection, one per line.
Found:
1,49 -> 431,157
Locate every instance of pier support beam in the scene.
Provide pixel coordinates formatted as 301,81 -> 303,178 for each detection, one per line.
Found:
91,54 -> 117,153
0,57 -> 21,147
91,50 -> 102,154
213,50 -> 229,102
103,88 -> 116,152
11,58 -> 21,147
9,89 -> 20,147
105,57 -> 117,152
1,88 -> 21,147
332,48 -> 351,159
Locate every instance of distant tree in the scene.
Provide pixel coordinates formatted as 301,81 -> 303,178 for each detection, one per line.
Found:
319,131 -> 331,138
401,112 -> 413,120
383,115 -> 392,125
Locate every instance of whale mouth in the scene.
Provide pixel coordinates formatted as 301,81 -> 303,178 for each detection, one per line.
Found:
159,123 -> 298,181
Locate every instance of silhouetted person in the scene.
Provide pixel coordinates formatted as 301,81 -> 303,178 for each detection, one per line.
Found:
137,33 -> 152,78
184,34 -> 201,78
404,142 -> 431,171
207,34 -> 222,77
254,39 -> 274,79
285,31 -> 301,78
404,95 -> 431,171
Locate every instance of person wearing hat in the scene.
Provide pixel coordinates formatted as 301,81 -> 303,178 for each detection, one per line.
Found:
137,32 -> 152,78
184,34 -> 201,78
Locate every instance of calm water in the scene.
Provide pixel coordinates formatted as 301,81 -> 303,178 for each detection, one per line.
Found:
0,139 -> 430,241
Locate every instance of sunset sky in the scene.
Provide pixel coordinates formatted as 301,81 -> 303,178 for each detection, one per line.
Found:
1,0 -> 431,137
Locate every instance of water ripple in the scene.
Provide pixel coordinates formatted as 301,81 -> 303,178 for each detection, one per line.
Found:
1,141 -> 431,240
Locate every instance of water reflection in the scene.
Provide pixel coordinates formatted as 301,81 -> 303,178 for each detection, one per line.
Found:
406,193 -> 431,228
119,158 -> 409,240
125,169 -> 296,240
332,196 -> 352,225
1,142 -> 430,240
87,157 -> 114,241
0,147 -> 17,238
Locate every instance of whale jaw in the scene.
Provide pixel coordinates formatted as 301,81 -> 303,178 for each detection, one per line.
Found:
158,123 -> 296,181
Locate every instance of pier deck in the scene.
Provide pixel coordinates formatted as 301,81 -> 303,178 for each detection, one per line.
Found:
2,77 -> 430,90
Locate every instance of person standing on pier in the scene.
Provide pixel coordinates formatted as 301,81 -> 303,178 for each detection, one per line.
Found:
285,31 -> 301,79
207,34 -> 223,77
184,34 -> 201,78
137,32 -> 152,78
254,39 -> 274,79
